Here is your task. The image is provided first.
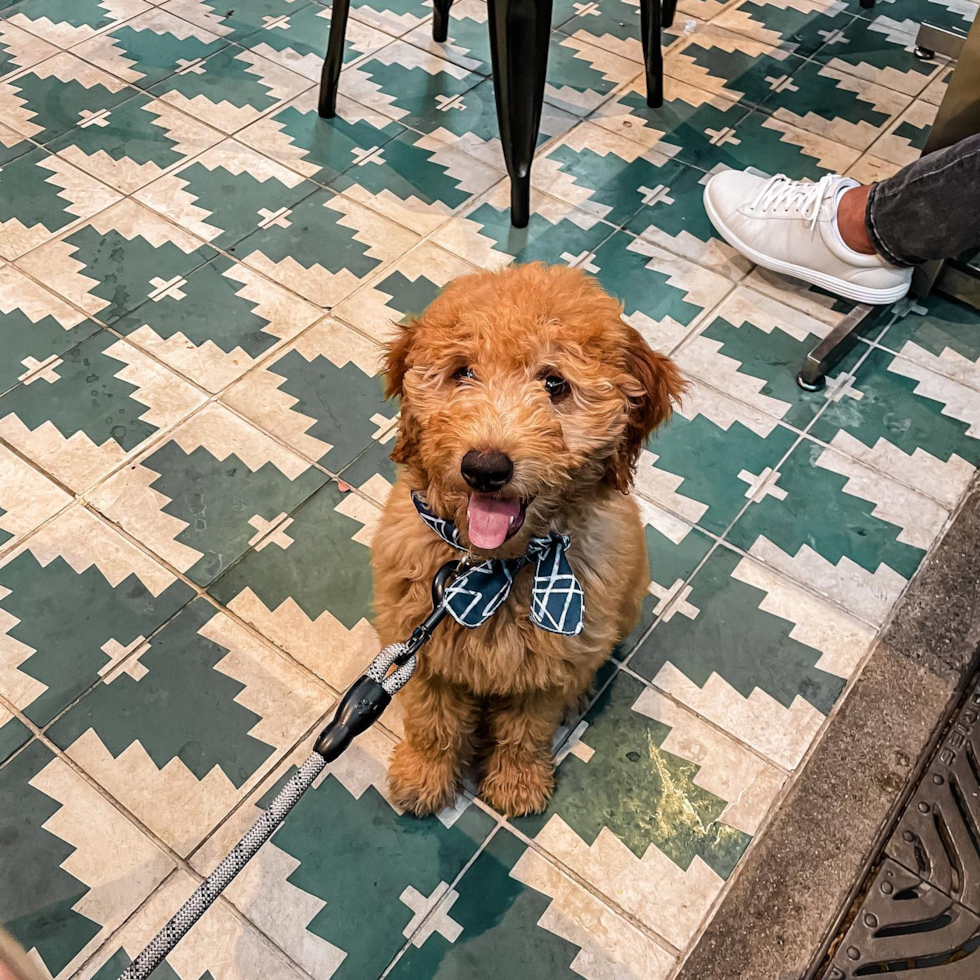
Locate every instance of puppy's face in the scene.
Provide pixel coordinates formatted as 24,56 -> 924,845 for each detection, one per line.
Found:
384,263 -> 685,557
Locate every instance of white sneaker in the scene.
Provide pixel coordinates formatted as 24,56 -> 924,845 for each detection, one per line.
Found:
703,170 -> 912,305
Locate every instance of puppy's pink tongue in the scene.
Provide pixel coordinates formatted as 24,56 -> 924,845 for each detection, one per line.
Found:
467,495 -> 521,550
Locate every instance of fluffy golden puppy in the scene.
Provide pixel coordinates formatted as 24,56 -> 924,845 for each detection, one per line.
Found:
372,262 -> 685,817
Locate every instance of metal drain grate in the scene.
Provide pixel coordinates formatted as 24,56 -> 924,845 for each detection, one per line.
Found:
826,679 -> 980,977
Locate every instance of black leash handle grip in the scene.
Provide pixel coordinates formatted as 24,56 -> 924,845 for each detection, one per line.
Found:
313,676 -> 390,760
312,558 -> 462,761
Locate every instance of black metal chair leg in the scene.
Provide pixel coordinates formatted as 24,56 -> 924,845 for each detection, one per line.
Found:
433,0 -> 453,42
487,0 -> 553,228
662,0 -> 677,30
859,0 -> 875,8
639,0 -> 664,108
318,0 -> 352,118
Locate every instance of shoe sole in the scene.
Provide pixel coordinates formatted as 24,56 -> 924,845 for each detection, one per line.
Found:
703,190 -> 911,306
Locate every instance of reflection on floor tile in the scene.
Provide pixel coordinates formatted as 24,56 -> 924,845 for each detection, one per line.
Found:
515,669 -> 783,948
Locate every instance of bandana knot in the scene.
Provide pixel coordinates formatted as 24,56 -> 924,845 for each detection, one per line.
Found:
412,493 -> 585,636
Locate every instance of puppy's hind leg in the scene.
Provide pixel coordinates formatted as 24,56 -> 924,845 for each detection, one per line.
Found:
388,663 -> 480,817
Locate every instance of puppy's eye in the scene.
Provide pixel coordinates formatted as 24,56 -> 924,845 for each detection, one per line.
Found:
451,366 -> 476,384
543,375 -> 570,400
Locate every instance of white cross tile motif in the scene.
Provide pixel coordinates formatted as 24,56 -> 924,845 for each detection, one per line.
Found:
19,355 -> 63,385
706,128 -> 741,147
370,412 -> 397,440
78,109 -> 111,129
739,467 -> 788,503
257,207 -> 293,230
352,145 -> 386,166
263,15 -> 291,29
649,578 -> 700,621
561,251 -> 600,272
176,58 -> 206,75
818,28 -> 848,46
765,75 -> 798,93
400,883 -> 464,947
149,276 -> 188,301
639,184 -> 675,207
573,1 -> 602,15
100,636 -> 150,683
824,372 -> 864,403
436,94 -> 466,112
248,513 -> 295,551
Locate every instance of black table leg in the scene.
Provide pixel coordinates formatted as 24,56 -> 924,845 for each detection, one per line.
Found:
433,0 -> 454,41
662,0 -> 677,29
639,0 -> 664,108
487,0 -> 553,228
318,0 -> 351,118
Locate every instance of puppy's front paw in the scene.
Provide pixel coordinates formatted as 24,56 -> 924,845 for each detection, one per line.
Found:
480,752 -> 554,817
388,740 -> 460,817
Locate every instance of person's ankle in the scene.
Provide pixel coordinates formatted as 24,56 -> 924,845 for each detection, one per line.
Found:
836,184 -> 878,255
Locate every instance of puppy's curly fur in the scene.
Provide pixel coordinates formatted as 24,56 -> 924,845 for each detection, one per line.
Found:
372,263 -> 686,817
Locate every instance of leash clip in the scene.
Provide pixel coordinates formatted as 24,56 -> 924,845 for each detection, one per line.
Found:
398,557 -> 467,662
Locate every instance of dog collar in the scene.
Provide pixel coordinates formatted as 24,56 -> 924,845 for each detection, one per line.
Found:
412,493 -> 585,636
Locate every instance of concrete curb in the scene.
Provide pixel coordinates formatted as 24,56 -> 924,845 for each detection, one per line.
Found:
677,484 -> 980,980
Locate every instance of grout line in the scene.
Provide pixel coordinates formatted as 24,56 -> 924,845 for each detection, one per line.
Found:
501,817 -> 684,957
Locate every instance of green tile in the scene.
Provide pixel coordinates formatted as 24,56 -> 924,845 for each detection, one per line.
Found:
73,9 -> 230,88
0,53 -> 132,147
50,598 -> 274,784
0,328 -> 205,491
4,0 -> 148,47
631,545 -> 847,712
238,90 -> 407,187
717,0 -> 856,58
0,716 -> 30,765
387,830 -> 588,979
636,388 -> 798,535
242,1 -> 390,80
0,510 -> 193,728
0,265 -> 101,397
149,44 -> 310,134
812,14 -> 941,96
246,741 -> 496,979
728,436 -> 939,582
209,480 -> 373,634
165,0 -> 319,42
809,345 -> 980,509
44,92 -> 223,194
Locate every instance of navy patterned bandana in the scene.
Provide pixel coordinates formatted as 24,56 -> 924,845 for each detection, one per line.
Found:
412,493 -> 585,637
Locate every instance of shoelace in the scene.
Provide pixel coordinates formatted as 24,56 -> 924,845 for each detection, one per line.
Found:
749,173 -> 838,230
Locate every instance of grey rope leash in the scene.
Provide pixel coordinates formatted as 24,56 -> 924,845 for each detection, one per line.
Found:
117,560 -> 463,980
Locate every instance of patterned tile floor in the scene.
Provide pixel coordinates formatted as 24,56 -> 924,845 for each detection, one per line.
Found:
1,0 -> 979,977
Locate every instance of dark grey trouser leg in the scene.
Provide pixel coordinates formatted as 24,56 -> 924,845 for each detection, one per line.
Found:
866,133 -> 980,266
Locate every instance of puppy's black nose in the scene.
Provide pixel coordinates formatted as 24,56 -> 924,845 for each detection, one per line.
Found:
461,450 -> 513,493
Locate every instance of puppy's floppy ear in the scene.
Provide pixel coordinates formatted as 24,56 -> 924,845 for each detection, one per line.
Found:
382,318 -> 421,465
382,318 -> 415,400
607,325 -> 687,493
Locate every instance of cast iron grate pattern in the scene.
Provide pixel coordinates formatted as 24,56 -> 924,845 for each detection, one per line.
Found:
827,679 -> 980,977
